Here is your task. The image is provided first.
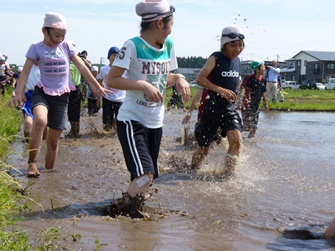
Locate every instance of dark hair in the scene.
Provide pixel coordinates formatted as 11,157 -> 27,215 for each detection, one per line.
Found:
140,15 -> 173,32
44,27 -> 53,37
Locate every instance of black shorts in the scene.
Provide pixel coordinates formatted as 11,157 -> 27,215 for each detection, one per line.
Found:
117,120 -> 162,181
195,103 -> 242,147
32,86 -> 70,131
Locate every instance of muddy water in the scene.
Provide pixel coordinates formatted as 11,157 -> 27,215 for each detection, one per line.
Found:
10,110 -> 335,251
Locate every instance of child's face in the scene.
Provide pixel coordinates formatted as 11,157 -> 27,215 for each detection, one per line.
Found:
91,71 -> 98,77
44,28 -> 67,46
223,40 -> 244,60
258,65 -> 266,74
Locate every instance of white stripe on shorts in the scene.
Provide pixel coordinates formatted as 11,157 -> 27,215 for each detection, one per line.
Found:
125,120 -> 144,176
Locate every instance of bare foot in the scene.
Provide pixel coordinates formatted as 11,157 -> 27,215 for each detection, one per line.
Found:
28,163 -> 40,178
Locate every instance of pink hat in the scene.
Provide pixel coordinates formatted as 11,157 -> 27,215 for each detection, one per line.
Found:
43,12 -> 68,30
136,0 -> 175,22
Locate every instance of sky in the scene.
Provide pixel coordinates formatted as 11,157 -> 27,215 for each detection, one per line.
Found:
2,0 -> 335,66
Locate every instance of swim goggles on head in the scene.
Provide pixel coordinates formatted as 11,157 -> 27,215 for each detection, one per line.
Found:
222,33 -> 245,40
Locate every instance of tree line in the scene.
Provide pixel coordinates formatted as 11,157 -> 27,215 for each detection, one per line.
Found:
177,56 -> 207,68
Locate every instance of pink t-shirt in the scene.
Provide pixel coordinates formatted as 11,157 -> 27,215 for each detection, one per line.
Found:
26,40 -> 76,96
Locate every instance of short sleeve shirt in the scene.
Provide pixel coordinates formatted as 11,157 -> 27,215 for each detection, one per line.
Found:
112,36 -> 178,128
26,40 -> 76,96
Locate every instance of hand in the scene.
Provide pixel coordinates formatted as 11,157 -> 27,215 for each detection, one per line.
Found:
220,88 -> 236,102
8,93 -> 26,109
182,112 -> 191,124
175,78 -> 190,103
142,82 -> 164,103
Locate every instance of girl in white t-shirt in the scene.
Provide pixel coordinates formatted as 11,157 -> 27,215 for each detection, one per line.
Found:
106,0 -> 190,216
8,12 -> 107,178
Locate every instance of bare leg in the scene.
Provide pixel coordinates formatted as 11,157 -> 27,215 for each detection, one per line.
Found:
27,106 -> 48,177
324,218 -> 335,239
69,121 -> 80,138
248,128 -> 256,138
23,114 -> 33,143
191,146 -> 210,169
220,130 -> 242,176
44,128 -> 63,170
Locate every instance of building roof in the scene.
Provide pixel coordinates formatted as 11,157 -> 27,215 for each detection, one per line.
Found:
293,51 -> 335,61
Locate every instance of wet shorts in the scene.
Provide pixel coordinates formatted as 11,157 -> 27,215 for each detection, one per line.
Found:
32,86 -> 70,131
195,103 -> 242,147
117,120 -> 162,181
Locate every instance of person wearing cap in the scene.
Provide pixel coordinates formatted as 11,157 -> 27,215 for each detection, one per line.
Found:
98,46 -> 125,131
10,66 -> 23,98
8,12 -> 108,178
237,60 -> 269,138
0,54 -> 11,96
106,0 -> 190,216
87,65 -> 101,116
190,25 -> 245,177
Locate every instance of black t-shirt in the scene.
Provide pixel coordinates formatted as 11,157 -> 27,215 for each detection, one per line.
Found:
205,52 -> 241,113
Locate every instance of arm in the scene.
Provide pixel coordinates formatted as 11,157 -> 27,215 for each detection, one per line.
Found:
196,55 -> 237,102
182,88 -> 202,124
8,58 -> 33,108
262,93 -> 269,112
71,54 -> 107,98
106,65 -> 163,103
167,73 -> 190,103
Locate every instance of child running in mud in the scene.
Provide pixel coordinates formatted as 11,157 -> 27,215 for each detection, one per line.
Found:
237,60 -> 269,138
191,25 -> 245,177
8,12 -> 107,177
106,0 -> 190,217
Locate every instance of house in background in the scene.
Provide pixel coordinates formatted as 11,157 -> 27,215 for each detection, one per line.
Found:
177,51 -> 335,85
280,51 -> 335,84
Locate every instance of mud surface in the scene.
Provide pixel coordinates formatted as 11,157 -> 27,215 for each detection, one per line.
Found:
9,110 -> 335,251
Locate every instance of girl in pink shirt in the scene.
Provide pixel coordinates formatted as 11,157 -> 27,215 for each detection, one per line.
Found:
9,12 -> 107,177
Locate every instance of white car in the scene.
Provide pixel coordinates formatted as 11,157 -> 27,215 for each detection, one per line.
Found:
282,81 -> 300,89
325,78 -> 335,90
315,83 -> 325,90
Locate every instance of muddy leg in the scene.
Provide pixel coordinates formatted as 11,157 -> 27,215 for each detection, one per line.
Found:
323,218 -> 335,239
248,128 -> 256,138
69,121 -> 80,138
44,128 -> 62,170
27,106 -> 48,176
191,146 -> 210,169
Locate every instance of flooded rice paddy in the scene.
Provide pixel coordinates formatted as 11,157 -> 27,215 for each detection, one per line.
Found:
9,109 -> 335,251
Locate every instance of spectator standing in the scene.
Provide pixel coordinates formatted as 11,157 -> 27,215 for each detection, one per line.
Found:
265,60 -> 281,103
98,47 -> 126,131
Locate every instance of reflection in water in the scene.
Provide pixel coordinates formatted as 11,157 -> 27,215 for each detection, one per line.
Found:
10,110 -> 335,250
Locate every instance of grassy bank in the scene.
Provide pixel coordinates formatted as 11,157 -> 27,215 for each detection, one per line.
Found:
269,89 -> 335,111
0,92 -> 32,250
166,87 -> 335,111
